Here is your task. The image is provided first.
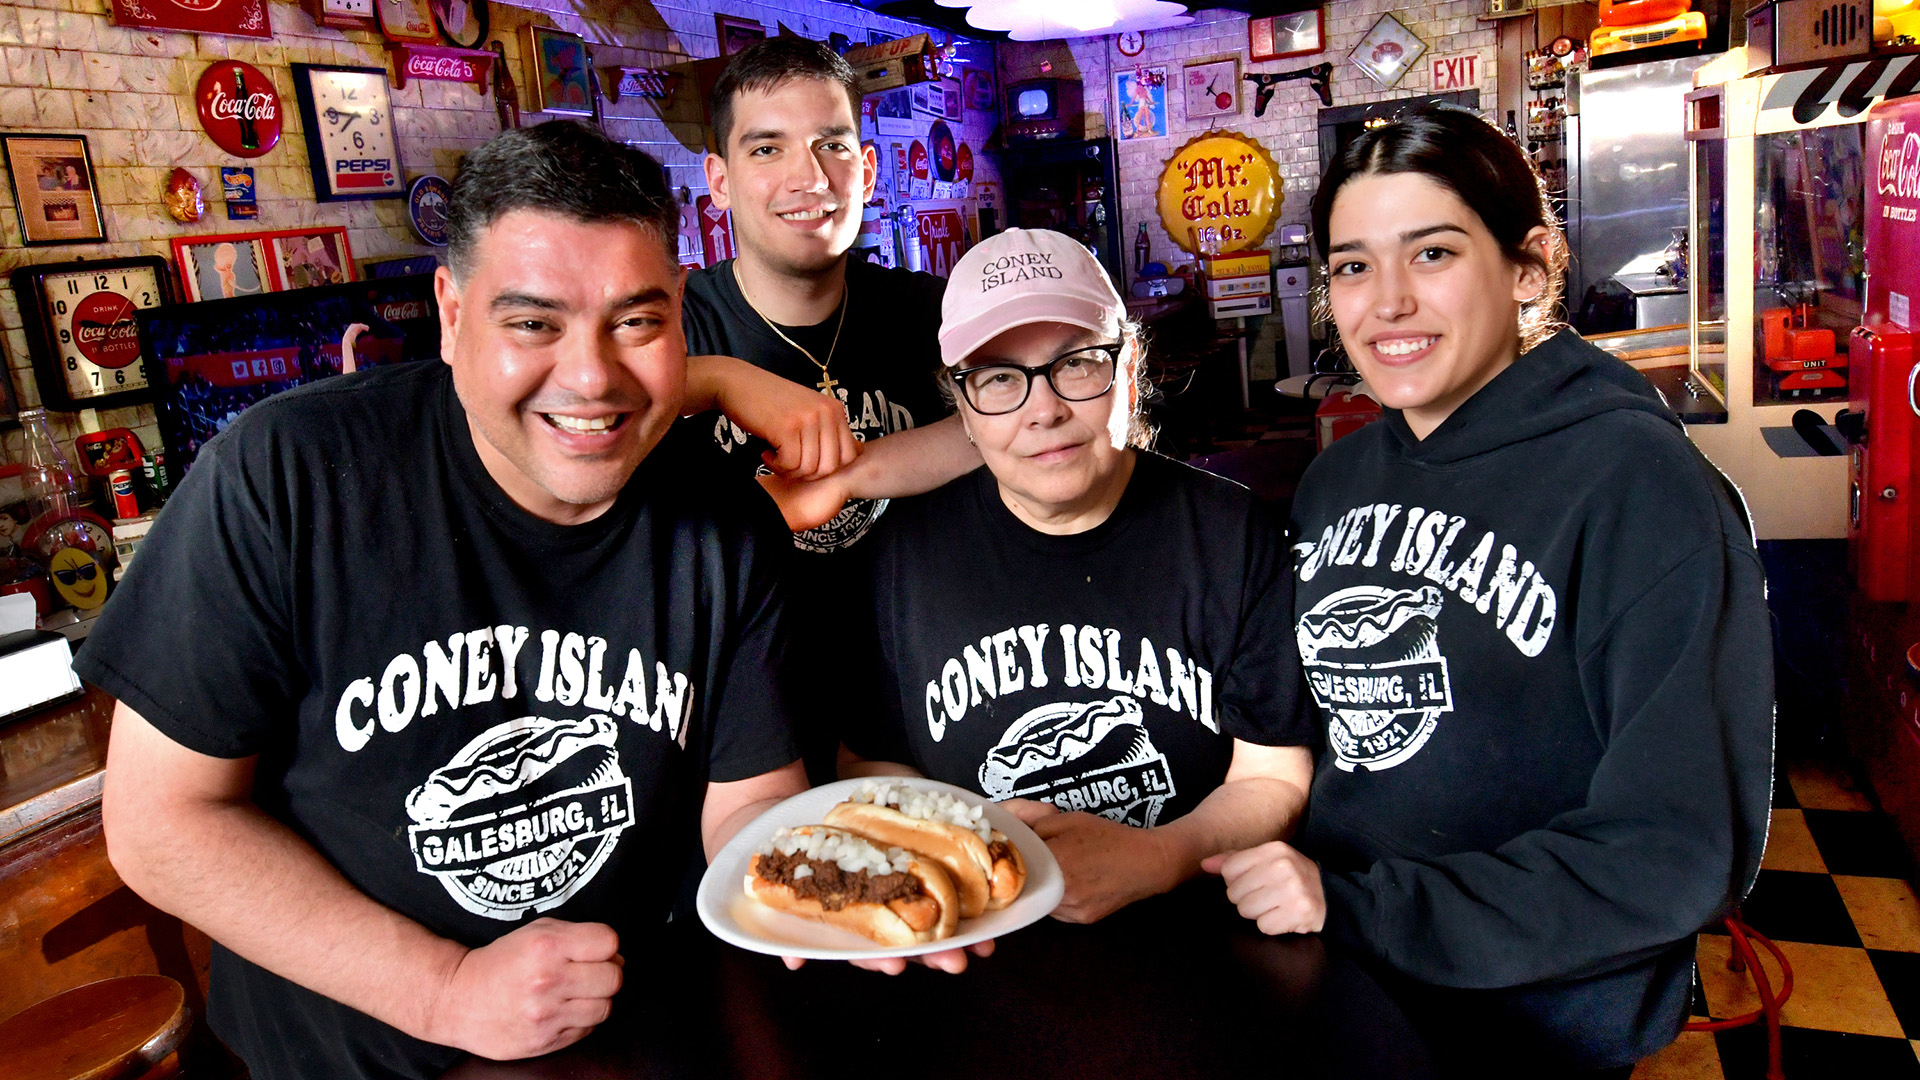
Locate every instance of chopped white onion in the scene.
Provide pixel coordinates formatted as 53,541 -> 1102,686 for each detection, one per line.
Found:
852,780 -> 995,843
766,826 -> 914,875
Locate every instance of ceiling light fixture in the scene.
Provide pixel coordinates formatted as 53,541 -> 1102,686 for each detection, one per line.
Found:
949,0 -> 1192,41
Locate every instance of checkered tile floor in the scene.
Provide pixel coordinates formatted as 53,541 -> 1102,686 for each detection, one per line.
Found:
1633,760 -> 1920,1079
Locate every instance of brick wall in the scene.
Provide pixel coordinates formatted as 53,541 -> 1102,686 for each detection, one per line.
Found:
0,0 -> 969,461
999,3 -> 1498,379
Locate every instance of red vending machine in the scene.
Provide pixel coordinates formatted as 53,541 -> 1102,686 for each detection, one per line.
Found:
1853,98 -> 1920,601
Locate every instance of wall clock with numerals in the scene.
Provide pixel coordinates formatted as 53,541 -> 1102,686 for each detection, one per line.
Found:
291,63 -> 404,202
10,257 -> 173,411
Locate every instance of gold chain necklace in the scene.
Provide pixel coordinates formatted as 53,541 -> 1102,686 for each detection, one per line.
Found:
732,263 -> 848,395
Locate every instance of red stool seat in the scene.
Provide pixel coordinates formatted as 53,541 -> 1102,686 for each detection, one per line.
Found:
0,975 -> 189,1080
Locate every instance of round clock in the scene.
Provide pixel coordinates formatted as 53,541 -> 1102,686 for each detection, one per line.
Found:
8,257 -> 171,412
1549,35 -> 1576,57
1117,31 -> 1146,57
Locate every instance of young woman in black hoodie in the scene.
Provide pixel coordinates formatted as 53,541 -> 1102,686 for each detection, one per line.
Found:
1203,106 -> 1774,1077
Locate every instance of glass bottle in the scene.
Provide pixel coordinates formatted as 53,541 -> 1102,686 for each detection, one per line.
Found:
18,408 -> 82,523
1135,222 -> 1151,275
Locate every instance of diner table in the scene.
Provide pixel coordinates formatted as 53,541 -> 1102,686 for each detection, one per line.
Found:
444,883 -> 1442,1080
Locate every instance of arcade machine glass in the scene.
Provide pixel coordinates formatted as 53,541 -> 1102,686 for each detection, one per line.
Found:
1752,125 -> 1865,405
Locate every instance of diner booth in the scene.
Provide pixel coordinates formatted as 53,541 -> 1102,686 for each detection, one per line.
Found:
2,0 -> 1918,1075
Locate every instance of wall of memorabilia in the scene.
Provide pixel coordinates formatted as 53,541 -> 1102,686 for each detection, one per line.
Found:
0,0 -> 982,458
997,2 -> 1501,379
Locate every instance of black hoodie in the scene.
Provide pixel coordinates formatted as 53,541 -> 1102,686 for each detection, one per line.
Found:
1287,330 -> 1774,1071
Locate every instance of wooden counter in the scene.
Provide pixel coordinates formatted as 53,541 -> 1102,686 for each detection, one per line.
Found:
0,686 -> 217,1053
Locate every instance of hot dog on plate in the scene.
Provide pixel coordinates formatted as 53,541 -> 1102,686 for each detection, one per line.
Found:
745,825 -> 960,946
823,780 -> 1027,918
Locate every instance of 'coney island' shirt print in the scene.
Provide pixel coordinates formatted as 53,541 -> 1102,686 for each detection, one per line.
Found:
1293,501 -> 1558,773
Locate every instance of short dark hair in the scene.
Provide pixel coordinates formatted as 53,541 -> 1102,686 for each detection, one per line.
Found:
1310,105 -> 1567,347
446,120 -> 679,280
708,37 -> 861,157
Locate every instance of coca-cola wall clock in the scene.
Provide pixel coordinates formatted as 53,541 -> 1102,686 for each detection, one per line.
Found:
9,257 -> 173,411
195,62 -> 282,157
108,0 -> 271,39
291,64 -> 404,202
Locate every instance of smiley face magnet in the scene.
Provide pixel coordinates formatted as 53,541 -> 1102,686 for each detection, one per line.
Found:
49,547 -> 107,610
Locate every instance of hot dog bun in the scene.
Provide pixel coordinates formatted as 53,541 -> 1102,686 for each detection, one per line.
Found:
823,780 -> 1027,916
745,825 -> 960,946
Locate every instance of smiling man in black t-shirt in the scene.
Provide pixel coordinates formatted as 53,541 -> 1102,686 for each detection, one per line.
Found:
76,122 -> 810,1080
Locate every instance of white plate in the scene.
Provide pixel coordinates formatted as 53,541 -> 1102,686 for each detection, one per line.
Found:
696,777 -> 1064,960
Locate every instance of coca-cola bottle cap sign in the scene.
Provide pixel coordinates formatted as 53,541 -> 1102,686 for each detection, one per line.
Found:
196,61 -> 282,158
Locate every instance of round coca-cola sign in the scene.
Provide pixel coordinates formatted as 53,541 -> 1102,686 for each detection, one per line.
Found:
71,292 -> 142,368
196,61 -> 282,158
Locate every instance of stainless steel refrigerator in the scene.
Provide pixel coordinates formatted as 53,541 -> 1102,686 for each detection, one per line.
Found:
1565,54 -> 1718,330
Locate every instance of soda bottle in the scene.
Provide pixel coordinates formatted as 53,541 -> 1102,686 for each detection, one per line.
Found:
18,408 -> 84,525
234,66 -> 259,151
1135,222 -> 1150,276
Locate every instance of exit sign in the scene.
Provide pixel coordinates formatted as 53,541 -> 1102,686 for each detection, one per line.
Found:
1431,53 -> 1480,92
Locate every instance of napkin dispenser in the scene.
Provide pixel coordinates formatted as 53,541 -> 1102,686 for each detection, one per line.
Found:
0,628 -> 84,725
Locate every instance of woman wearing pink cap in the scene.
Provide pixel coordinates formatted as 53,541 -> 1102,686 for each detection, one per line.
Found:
837,228 -> 1318,923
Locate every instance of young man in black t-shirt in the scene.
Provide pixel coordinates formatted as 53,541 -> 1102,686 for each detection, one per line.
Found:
77,123 -> 811,1080
683,39 -> 983,777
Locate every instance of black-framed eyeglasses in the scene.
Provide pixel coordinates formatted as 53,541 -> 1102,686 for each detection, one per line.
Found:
952,342 -> 1122,416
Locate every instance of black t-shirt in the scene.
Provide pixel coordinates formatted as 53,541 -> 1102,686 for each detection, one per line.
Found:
72,362 -> 798,1080
843,453 -> 1315,826
680,257 -> 949,555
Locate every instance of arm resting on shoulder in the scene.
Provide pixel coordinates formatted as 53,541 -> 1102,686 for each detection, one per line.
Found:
684,354 -> 858,480
758,415 -> 982,531
103,703 -> 623,1061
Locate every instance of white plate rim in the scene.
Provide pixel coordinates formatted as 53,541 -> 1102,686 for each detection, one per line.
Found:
695,777 -> 1064,960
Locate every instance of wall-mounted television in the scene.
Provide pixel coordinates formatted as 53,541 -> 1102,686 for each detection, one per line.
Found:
1004,78 -> 1083,141
136,274 -> 440,475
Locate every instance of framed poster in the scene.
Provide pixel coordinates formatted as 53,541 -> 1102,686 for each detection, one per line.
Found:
1115,67 -> 1168,142
430,0 -> 487,49
1350,14 -> 1427,90
291,64 -> 404,201
942,82 -> 963,121
270,228 -> 356,289
9,257 -> 173,411
1250,9 -> 1324,62
964,69 -> 994,112
716,15 -> 766,56
521,25 -> 594,116
171,234 -> 273,301
109,0 -> 270,39
1184,58 -> 1239,120
2,134 -> 106,246
170,227 -> 359,301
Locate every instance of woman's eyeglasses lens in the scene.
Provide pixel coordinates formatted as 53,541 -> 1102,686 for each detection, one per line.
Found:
961,347 -> 1118,415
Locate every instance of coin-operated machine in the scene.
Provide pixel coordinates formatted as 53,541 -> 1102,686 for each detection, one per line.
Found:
1847,97 -> 1920,601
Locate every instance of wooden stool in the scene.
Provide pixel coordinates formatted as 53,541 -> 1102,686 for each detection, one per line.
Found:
0,975 -> 189,1080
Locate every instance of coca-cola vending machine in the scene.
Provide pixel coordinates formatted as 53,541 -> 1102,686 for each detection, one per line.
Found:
1851,98 -> 1920,601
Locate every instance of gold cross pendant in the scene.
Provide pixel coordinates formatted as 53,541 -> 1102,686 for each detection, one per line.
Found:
816,374 -> 839,394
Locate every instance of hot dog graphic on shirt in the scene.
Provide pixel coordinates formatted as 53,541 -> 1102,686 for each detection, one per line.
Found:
978,696 -> 1176,827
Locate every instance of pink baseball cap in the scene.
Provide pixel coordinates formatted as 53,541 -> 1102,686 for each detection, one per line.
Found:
939,228 -> 1123,367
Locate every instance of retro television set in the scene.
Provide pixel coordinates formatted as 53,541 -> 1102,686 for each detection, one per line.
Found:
1004,78 -> 1083,141
136,274 -> 440,474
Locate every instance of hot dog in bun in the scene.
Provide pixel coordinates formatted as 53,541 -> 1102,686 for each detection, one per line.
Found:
823,780 -> 1027,917
745,825 -> 960,946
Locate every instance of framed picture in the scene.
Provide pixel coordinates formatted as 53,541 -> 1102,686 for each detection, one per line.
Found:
170,227 -> 359,301
172,235 -> 274,302
1250,9 -> 1324,62
942,82 -> 963,120
2,134 -> 106,246
429,0 -> 487,49
9,257 -> 173,411
270,228 -> 356,289
522,25 -> 594,116
376,0 -> 438,44
291,65 -> 404,202
1184,58 -> 1240,120
1115,66 -> 1169,142
1350,14 -> 1427,89
964,70 -> 995,112
911,84 -> 933,116
716,14 -> 766,57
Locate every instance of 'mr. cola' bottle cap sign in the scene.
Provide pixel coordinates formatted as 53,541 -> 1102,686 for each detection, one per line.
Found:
196,61 -> 282,158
